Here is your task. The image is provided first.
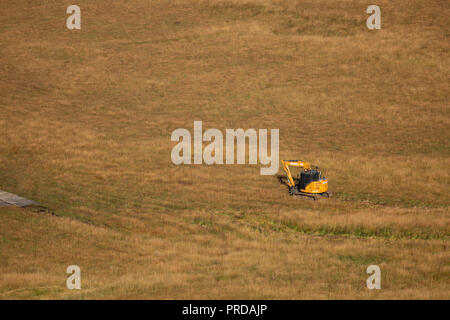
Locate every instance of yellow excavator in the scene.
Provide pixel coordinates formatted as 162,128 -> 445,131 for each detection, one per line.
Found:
281,160 -> 330,200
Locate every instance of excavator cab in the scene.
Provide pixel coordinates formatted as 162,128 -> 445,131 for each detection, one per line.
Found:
298,169 -> 321,190
281,160 -> 330,200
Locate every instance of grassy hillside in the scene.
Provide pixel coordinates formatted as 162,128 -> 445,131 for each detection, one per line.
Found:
0,0 -> 448,299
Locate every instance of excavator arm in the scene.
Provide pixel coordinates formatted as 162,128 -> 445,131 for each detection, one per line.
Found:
281,160 -> 312,188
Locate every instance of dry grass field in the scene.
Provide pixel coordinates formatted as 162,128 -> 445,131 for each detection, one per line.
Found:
0,0 -> 449,299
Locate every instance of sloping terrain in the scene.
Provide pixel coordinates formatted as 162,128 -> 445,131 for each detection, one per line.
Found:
0,0 -> 448,299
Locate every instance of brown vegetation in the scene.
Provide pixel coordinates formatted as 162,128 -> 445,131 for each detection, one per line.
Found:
0,0 -> 448,299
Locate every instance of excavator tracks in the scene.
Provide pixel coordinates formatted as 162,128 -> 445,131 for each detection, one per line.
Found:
292,191 -> 331,201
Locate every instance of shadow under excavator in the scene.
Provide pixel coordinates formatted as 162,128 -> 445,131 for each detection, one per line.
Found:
276,174 -> 297,189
